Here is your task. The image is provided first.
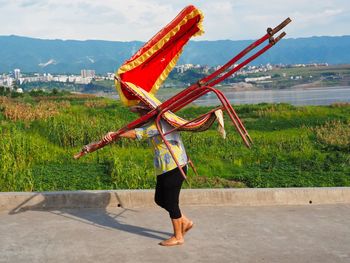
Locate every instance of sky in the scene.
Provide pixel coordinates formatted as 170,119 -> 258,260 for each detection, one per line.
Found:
0,0 -> 349,41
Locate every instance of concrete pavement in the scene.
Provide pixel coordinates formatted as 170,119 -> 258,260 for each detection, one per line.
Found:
1,204 -> 350,263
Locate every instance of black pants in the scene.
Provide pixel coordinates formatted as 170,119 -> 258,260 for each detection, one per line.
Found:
154,166 -> 187,219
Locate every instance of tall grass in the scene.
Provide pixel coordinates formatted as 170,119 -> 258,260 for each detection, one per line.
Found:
0,126 -> 33,191
34,104 -> 127,148
1,94 -> 349,191
1,97 -> 71,122
107,147 -> 155,189
313,120 -> 350,151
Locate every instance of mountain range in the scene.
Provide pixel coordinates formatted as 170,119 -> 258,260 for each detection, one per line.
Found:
1,35 -> 350,74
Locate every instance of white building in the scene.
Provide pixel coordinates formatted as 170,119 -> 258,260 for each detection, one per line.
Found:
106,73 -> 115,80
68,75 -> 77,83
58,75 -> 68,82
245,76 -> 272,83
14,69 -> 21,80
81,69 -> 95,78
75,76 -> 91,84
6,77 -> 13,87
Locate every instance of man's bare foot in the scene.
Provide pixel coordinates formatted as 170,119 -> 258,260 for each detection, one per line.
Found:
181,215 -> 194,235
159,236 -> 184,246
182,220 -> 194,235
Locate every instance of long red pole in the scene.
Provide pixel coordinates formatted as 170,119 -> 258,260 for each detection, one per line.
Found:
200,34 -> 270,85
200,17 -> 291,85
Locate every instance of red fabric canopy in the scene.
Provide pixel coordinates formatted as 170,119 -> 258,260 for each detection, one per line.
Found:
115,5 -> 204,106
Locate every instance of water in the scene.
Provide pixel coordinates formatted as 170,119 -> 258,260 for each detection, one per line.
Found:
106,86 -> 350,106
192,86 -> 350,106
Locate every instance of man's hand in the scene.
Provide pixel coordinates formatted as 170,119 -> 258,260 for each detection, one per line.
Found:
103,132 -> 118,143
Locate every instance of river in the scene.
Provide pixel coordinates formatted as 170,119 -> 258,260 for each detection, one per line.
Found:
190,86 -> 350,106
106,86 -> 350,106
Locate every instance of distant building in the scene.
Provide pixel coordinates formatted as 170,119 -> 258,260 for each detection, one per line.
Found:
245,76 -> 272,83
14,69 -> 21,80
106,73 -> 115,80
81,69 -> 95,78
58,75 -> 68,82
46,73 -> 53,82
75,76 -> 91,84
68,75 -> 76,83
175,64 -> 196,73
6,77 -> 13,87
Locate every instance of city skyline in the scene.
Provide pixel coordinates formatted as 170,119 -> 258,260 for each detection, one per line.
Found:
0,62 -> 329,89
0,1 -> 349,41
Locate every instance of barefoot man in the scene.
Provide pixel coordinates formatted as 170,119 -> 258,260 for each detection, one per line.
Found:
104,103 -> 193,246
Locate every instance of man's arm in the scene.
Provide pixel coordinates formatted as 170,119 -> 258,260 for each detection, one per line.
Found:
103,130 -> 136,143
103,122 -> 157,143
120,130 -> 137,139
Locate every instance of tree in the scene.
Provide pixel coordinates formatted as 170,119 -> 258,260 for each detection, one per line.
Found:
52,88 -> 58,95
0,86 -> 10,96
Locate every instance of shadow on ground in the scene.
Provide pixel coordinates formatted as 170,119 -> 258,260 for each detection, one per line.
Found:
8,193 -> 171,241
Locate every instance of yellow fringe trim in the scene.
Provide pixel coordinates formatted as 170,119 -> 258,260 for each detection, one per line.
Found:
149,50 -> 182,96
115,47 -> 184,106
115,78 -> 142,107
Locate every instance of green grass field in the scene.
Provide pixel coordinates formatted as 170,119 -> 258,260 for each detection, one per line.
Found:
0,93 -> 349,191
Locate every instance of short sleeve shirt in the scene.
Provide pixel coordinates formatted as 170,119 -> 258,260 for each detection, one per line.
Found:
135,120 -> 188,176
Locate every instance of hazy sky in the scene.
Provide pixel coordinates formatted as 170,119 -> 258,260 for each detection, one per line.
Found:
1,0 -> 349,41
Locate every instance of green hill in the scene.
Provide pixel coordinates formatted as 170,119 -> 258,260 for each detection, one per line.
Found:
1,35 -> 350,74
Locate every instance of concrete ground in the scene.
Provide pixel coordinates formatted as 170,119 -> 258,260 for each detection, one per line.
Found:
0,204 -> 349,263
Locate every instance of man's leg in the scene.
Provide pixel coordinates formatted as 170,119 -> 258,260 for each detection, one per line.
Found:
159,218 -> 184,246
159,167 -> 193,246
154,173 -> 166,209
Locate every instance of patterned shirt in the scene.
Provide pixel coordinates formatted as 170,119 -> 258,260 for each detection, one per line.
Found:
135,120 -> 188,176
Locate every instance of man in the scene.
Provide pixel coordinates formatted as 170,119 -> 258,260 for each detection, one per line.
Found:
104,103 -> 193,246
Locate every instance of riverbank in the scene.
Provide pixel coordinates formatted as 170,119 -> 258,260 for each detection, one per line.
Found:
104,85 -> 350,106
192,86 -> 350,106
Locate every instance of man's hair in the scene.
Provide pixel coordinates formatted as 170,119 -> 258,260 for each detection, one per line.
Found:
129,102 -> 150,114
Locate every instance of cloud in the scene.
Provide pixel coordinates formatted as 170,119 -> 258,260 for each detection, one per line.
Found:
0,0 -> 349,40
19,0 -> 46,8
